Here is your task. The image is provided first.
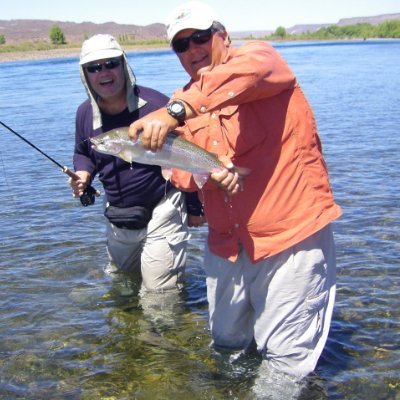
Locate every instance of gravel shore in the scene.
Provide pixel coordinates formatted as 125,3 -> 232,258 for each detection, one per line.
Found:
0,44 -> 171,63
0,48 -> 81,62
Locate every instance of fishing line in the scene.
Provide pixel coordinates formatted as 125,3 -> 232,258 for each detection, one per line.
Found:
0,146 -> 16,207
0,120 -> 100,206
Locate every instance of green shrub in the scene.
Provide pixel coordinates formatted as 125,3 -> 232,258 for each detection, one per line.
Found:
49,25 -> 66,45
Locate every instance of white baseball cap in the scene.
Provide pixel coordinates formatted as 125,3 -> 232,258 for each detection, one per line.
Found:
166,1 -> 218,43
80,34 -> 123,65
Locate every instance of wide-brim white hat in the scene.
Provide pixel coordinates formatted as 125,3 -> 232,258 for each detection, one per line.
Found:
80,34 -> 123,65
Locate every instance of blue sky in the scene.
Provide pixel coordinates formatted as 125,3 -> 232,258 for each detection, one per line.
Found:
1,0 -> 399,31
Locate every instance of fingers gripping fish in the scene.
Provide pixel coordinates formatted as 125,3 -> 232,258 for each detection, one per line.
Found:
90,127 -> 250,189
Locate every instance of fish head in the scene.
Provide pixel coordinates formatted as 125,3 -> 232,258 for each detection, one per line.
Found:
90,127 -> 143,163
90,127 -> 132,156
90,134 -> 124,156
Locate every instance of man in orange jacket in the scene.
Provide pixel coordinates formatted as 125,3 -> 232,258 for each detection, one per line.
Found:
129,0 -> 342,383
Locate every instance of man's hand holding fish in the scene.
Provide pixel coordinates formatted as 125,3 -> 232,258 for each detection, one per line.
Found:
129,105 -> 183,151
128,106 -> 241,196
208,155 -> 240,196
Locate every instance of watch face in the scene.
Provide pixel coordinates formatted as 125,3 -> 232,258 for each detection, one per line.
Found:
167,101 -> 185,125
171,103 -> 183,113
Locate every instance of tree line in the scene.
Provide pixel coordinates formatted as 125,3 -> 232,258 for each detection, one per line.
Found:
262,19 -> 400,40
0,25 -> 66,45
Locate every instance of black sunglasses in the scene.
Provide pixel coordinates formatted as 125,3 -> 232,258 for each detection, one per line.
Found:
85,58 -> 122,74
172,28 -> 216,53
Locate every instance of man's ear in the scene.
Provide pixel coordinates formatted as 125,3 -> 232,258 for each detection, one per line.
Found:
223,32 -> 231,45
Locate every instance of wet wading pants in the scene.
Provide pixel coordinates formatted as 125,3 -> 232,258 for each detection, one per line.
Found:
105,188 -> 189,291
204,224 -> 336,379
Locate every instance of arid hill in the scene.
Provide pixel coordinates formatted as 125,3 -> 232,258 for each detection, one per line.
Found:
0,20 -> 167,43
0,13 -> 399,43
236,13 -> 400,37
287,13 -> 400,35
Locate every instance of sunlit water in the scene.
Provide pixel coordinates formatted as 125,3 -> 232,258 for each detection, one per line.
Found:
0,40 -> 399,399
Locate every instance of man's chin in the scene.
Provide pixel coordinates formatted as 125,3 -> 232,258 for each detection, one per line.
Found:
192,65 -> 211,80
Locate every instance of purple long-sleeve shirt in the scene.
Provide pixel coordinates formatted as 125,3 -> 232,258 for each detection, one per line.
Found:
73,85 -> 202,213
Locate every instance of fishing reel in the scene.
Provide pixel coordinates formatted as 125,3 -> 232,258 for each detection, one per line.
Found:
80,185 -> 98,207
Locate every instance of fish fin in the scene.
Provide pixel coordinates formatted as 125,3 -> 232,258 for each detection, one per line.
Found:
119,150 -> 134,163
193,173 -> 210,189
161,168 -> 172,181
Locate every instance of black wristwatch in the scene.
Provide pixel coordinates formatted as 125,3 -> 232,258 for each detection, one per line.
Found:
166,100 -> 186,126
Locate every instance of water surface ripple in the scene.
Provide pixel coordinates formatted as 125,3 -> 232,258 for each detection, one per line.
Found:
0,40 -> 399,399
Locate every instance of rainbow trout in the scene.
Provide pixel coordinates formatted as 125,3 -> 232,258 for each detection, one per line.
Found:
90,127 -> 225,189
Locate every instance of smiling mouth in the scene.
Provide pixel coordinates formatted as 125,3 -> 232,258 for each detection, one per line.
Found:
100,78 -> 113,85
192,54 -> 208,66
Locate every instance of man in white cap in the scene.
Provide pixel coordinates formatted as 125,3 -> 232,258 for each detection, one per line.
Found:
70,34 -> 203,293
129,0 -> 342,384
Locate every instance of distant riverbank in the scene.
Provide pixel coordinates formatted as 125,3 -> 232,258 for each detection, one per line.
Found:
0,43 -> 170,63
0,40 -> 249,62
2,38 -> 397,62
0,47 -> 80,62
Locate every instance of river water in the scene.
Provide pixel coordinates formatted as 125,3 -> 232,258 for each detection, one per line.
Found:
0,40 -> 399,399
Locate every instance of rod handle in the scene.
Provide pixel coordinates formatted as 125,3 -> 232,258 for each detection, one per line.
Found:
62,166 -> 101,197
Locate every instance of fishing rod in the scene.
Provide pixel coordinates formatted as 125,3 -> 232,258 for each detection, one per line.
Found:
0,120 -> 100,207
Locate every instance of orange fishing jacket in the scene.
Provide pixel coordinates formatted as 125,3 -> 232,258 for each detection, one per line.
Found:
171,41 -> 342,263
